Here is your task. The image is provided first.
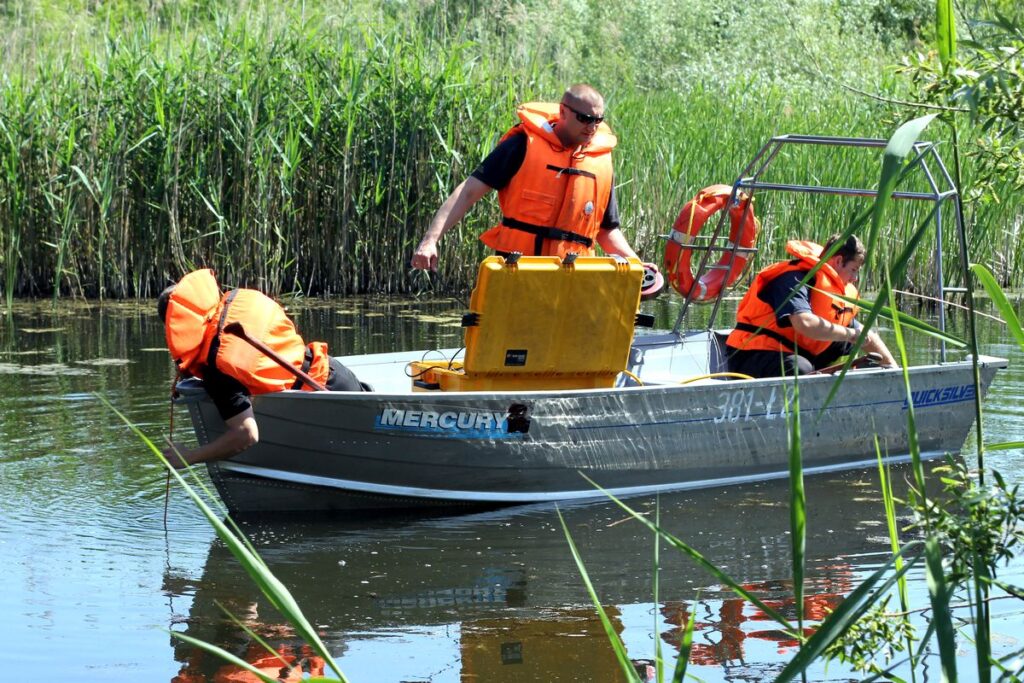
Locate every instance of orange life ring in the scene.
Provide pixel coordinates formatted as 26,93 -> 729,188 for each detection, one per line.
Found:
663,184 -> 759,302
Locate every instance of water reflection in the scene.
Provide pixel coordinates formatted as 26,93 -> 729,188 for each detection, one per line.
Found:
166,470 -> 908,681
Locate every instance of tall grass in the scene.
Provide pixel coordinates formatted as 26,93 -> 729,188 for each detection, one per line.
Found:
1,0 -> 1020,299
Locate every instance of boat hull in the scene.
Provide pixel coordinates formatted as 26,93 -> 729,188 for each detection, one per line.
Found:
178,345 -> 1006,514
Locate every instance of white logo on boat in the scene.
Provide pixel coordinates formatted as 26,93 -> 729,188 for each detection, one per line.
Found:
375,408 -> 523,439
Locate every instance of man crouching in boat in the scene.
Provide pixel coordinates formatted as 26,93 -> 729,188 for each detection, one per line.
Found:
725,234 -> 898,379
158,269 -> 369,468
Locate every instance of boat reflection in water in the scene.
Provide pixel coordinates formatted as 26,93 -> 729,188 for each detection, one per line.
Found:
167,470 -> 908,682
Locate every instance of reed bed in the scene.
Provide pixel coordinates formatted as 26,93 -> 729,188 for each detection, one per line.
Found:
1,1 -> 1020,299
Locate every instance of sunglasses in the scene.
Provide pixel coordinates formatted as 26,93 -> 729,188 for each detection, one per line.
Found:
562,102 -> 605,125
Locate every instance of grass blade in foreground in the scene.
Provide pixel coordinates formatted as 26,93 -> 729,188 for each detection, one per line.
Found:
216,600 -> 303,678
558,508 -> 642,683
820,115 -> 939,410
875,439 -> 920,682
832,291 -> 966,349
774,541 -> 923,683
970,263 -> 1024,350
787,374 -> 807,640
986,441 -> 1024,451
671,596 -> 697,683
171,631 -> 284,683
971,552 -> 993,683
876,438 -> 912,624
885,268 -> 928,499
103,397 -> 350,683
867,114 -> 937,254
653,501 -> 664,683
936,0 -> 957,72
925,537 -> 958,682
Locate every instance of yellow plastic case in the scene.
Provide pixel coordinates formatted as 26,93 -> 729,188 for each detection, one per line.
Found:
410,255 -> 643,391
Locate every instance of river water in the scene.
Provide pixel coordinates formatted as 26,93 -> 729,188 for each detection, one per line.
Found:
1,295 -> 1022,681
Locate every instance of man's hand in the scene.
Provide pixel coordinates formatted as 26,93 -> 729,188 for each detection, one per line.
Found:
411,239 -> 439,271
161,442 -> 193,470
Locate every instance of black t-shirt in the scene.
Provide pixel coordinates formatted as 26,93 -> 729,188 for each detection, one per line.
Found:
760,270 -> 815,328
202,365 -> 252,421
470,131 -> 620,229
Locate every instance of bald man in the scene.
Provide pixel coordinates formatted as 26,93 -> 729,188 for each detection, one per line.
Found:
412,84 -> 639,270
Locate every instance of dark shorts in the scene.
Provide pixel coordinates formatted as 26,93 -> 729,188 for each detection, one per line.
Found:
725,342 -> 849,379
326,356 -> 366,392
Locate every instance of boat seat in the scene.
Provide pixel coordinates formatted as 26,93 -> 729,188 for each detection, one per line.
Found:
709,330 -> 732,374
410,255 -> 645,391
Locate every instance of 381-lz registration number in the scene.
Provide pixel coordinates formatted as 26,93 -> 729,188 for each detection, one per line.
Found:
713,386 -> 788,424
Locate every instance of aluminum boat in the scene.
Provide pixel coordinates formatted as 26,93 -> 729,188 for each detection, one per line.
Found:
176,135 -> 1008,514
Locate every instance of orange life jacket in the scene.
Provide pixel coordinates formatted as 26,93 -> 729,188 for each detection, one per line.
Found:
479,102 -> 615,257
726,240 -> 859,358
164,269 -> 330,395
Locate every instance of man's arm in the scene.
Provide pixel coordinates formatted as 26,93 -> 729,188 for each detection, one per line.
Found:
789,311 -> 860,343
790,312 -> 898,367
412,177 -> 493,271
858,327 -> 898,367
595,228 -> 639,260
162,408 -> 259,469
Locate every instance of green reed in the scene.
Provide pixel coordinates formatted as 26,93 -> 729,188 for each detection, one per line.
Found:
2,1 -> 1019,299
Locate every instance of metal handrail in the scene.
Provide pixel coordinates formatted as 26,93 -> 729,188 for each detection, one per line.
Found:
667,134 -> 963,361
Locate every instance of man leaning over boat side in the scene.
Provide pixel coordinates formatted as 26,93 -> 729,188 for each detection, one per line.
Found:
157,269 -> 369,469
724,233 -> 898,379
410,83 -> 641,270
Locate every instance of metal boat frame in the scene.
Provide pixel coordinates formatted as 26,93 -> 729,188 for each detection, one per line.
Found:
670,134 -> 967,362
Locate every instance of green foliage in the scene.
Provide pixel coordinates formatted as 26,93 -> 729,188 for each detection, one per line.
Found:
898,11 -> 1024,194
834,0 -> 935,46
913,459 -> 1024,585
823,595 -> 916,675
7,0 -> 1019,298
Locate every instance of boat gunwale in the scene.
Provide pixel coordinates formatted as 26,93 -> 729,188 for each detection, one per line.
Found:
175,354 -> 1008,403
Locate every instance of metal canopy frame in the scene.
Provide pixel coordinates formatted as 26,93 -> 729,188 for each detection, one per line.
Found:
668,134 -> 964,361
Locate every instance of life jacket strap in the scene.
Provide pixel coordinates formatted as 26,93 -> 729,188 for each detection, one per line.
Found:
544,164 -> 596,179
206,289 -> 240,370
500,216 -> 593,256
291,347 -> 314,390
733,322 -> 815,361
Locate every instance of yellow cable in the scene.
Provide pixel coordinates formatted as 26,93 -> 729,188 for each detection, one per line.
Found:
679,372 -> 754,384
620,370 -> 644,386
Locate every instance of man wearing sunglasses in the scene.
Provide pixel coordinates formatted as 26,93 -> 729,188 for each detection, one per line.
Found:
411,84 -> 640,270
